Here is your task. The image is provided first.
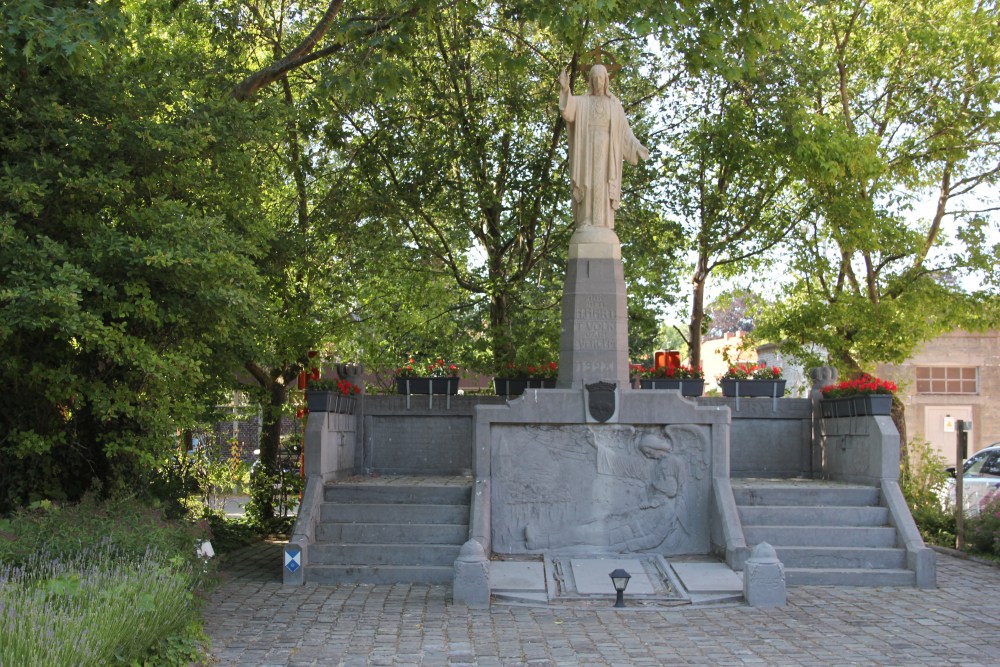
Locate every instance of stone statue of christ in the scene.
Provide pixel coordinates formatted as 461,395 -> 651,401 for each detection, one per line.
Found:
559,64 -> 649,230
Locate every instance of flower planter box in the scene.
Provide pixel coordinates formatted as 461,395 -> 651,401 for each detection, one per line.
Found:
637,379 -> 705,396
306,392 -> 357,414
720,379 -> 786,398
820,397 -> 855,418
396,377 -> 460,395
493,377 -> 556,396
821,394 -> 892,417
854,394 -> 892,416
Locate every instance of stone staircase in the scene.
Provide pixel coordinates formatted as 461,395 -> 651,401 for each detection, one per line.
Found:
306,477 -> 471,584
733,479 -> 916,587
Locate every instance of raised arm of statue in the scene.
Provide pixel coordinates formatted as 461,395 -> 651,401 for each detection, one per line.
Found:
558,68 -> 575,118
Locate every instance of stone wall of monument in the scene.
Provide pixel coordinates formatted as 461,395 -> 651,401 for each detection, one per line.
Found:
359,395 -> 505,475
699,397 -> 813,478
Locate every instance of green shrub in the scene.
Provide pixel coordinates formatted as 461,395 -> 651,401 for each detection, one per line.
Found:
201,510 -> 259,554
901,438 -> 956,547
0,542 -> 200,666
0,495 -> 209,569
244,433 -> 301,534
965,495 -> 1000,557
150,437 -> 251,520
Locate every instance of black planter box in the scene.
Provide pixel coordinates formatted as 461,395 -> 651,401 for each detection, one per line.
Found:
395,377 -> 460,395
306,392 -> 357,414
854,394 -> 892,416
821,394 -> 892,418
820,398 -> 855,418
637,379 -> 705,396
720,379 -> 786,398
493,377 -> 557,395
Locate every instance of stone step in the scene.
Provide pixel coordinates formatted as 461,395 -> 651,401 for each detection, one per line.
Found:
309,543 -> 462,567
774,546 -> 907,570
785,567 -> 916,587
738,505 -> 890,527
732,484 -> 880,507
306,564 -> 454,585
324,483 -> 471,505
316,522 -> 468,545
744,525 -> 898,548
321,502 -> 469,525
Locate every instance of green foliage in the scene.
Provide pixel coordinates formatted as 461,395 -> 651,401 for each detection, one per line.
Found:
0,497 -> 210,666
134,618 -> 208,667
244,433 -> 301,534
0,542 -> 201,667
321,4 -> 685,373
754,0 -> 1000,373
965,495 -> 1000,557
655,29 -> 810,367
200,511 -> 260,555
150,435 -> 251,519
0,0 -> 267,512
900,438 -> 956,547
0,495 -> 208,570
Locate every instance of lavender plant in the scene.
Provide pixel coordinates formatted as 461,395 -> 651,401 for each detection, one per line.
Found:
0,541 -> 199,666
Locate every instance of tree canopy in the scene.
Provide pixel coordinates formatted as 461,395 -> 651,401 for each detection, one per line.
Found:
753,0 -> 1000,373
1,0 -> 997,513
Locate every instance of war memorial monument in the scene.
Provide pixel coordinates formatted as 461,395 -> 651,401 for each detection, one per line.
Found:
283,61 -> 935,608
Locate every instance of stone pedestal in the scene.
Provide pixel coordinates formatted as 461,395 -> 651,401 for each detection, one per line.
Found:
743,542 -> 786,607
453,540 -> 490,608
558,227 -> 630,390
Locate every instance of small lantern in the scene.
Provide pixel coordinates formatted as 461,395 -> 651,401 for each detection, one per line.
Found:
609,568 -> 631,608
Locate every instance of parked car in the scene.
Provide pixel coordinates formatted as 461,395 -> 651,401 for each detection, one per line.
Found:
943,442 -> 1000,516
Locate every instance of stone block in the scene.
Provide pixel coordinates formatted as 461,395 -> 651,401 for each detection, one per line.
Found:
743,542 -> 786,607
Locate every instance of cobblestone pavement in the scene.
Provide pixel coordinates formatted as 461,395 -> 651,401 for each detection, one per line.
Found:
204,542 -> 1000,666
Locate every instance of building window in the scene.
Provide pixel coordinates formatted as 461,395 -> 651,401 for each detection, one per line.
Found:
916,366 -> 978,394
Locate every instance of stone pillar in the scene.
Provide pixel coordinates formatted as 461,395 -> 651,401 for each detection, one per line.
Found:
557,227 -> 630,390
453,539 -> 490,608
743,542 -> 786,607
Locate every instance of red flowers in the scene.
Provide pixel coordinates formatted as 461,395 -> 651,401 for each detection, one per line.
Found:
630,363 -> 704,379
502,361 -> 559,379
336,379 -> 361,396
395,357 -> 460,378
719,362 -> 782,381
306,377 -> 362,395
821,375 -> 896,398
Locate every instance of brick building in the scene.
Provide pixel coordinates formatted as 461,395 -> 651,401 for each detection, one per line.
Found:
877,329 -> 1000,466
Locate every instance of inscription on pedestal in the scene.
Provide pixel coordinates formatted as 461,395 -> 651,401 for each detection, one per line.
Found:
575,295 -> 615,320
576,322 -> 616,349
572,360 -> 616,375
559,257 -> 630,388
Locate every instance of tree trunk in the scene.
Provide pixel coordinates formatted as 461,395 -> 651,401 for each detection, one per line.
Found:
256,380 -> 290,520
688,266 -> 708,369
490,291 -> 516,371
245,361 -> 300,522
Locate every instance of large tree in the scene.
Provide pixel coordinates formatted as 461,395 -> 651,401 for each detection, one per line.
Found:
755,0 -> 1000,374
225,0 -> 790,371
0,0 -> 267,511
657,54 -> 809,369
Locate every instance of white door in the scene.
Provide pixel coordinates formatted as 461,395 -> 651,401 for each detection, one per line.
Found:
923,405 -> 974,466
